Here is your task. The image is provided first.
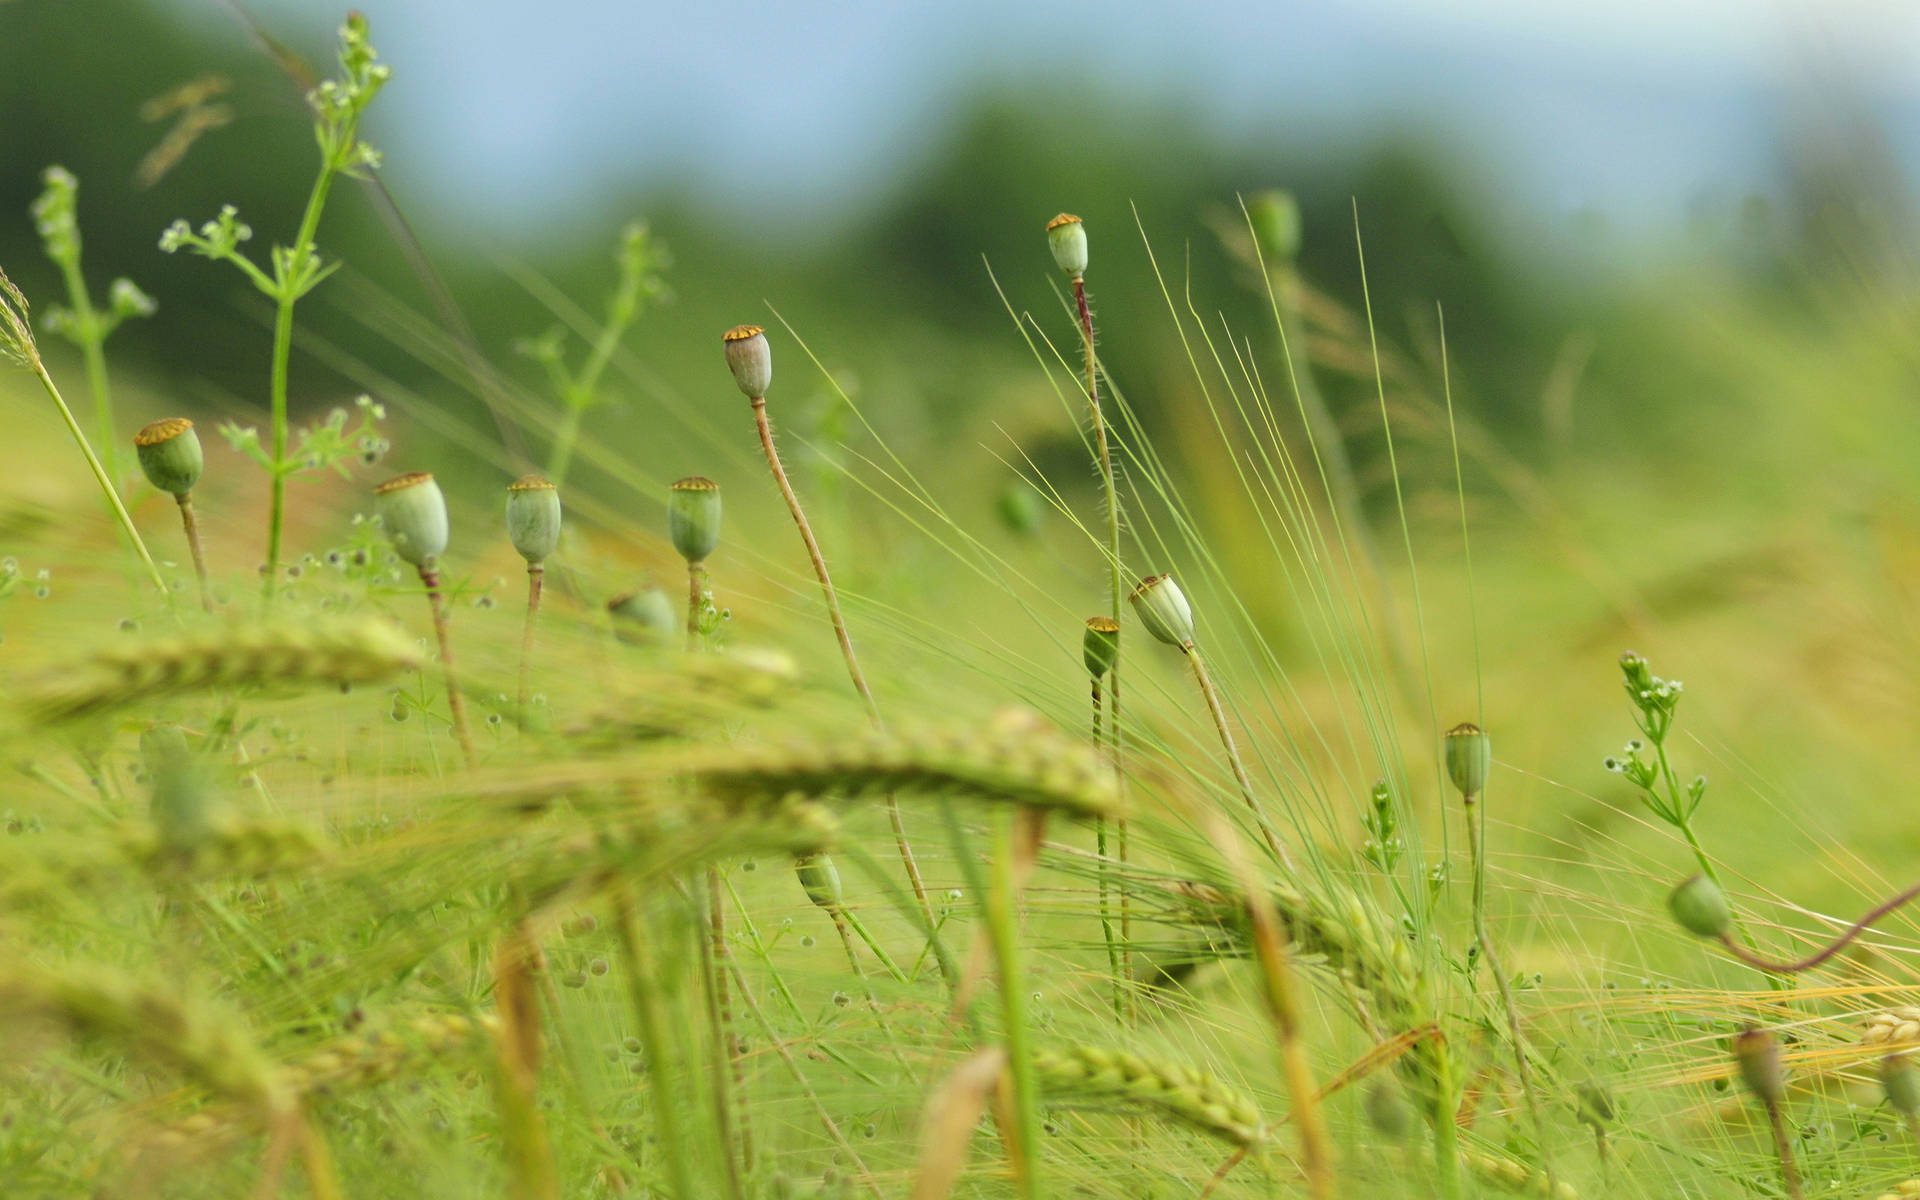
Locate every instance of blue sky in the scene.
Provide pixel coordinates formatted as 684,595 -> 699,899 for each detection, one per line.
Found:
175,0 -> 1920,248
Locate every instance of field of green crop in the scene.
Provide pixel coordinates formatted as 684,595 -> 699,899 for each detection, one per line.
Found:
8,12 -> 1920,1200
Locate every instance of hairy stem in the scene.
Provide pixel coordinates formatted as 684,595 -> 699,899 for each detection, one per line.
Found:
699,868 -> 746,1200
418,566 -> 475,766
518,564 -> 543,716
1184,645 -> 1288,867
1767,1100 -> 1803,1200
1092,679 -> 1122,1022
177,492 -> 212,612
686,560 -> 705,652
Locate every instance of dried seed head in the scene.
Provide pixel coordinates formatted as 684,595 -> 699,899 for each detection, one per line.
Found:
1885,1054 -> 1920,1116
375,472 -> 449,568
0,266 -> 39,370
1443,722 -> 1492,797
668,475 -> 722,564
133,418 -> 203,496
1733,1025 -> 1785,1106
607,587 -> 677,643
1668,873 -> 1732,939
795,853 -> 844,911
1129,574 -> 1194,648
722,324 -> 772,398
505,474 -> 561,566
1046,212 -> 1088,278
1247,189 -> 1302,263
1082,616 -> 1119,678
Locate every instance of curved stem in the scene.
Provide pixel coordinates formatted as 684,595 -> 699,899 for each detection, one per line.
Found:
1716,879 -> 1920,974
419,566 -> 475,766
177,492 -> 212,612
1184,644 -> 1289,868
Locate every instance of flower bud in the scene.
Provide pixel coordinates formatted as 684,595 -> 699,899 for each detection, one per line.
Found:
1885,1054 -> 1920,1116
1444,722 -> 1492,797
607,587 -> 676,643
1046,213 -> 1088,278
1247,190 -> 1302,263
795,853 -> 844,911
505,474 -> 561,566
1363,1078 -> 1413,1141
1573,1080 -> 1615,1129
1668,874 -> 1732,939
1082,616 -> 1120,678
143,722 -> 214,854
723,324 -> 772,398
1129,574 -> 1194,648
375,472 -> 450,568
133,418 -> 203,497
1733,1026 -> 1785,1107
668,476 -> 722,564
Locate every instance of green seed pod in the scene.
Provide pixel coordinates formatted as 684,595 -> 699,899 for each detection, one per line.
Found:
505,474 -> 561,566
1885,1054 -> 1920,1116
607,588 -> 676,643
996,481 -> 1042,536
1444,722 -> 1492,796
142,722 -> 214,854
668,476 -> 722,564
1733,1026 -> 1785,1106
723,324 -> 772,398
133,418 -> 203,497
1573,1080 -> 1615,1129
1363,1078 -> 1413,1141
795,853 -> 843,911
1046,212 -> 1088,278
1129,574 -> 1194,648
1247,190 -> 1302,263
1082,616 -> 1119,678
1668,874 -> 1733,939
375,472 -> 449,568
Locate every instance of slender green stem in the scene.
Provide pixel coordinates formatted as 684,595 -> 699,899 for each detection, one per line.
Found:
418,566 -> 475,766
53,255 -> 118,487
176,492 -> 212,612
830,911 -> 912,1072
699,867 -> 746,1200
1432,1053 -> 1464,1200
1092,679 -> 1123,1021
613,887 -> 701,1200
545,404 -> 584,488
518,565 -> 543,716
263,166 -> 339,603
1183,644 -> 1289,867
31,363 -> 166,596
685,560 -> 705,652
986,816 -> 1042,1200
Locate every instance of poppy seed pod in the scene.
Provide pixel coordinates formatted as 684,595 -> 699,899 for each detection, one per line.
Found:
668,476 -> 722,564
142,722 -> 214,854
607,587 -> 676,643
375,472 -> 450,568
723,324 -> 772,398
1733,1026 -> 1785,1106
1668,873 -> 1733,939
795,853 -> 844,911
1444,722 -> 1492,796
1885,1054 -> 1920,1116
1082,616 -> 1120,678
133,418 -> 203,497
505,474 -> 561,566
1248,190 -> 1302,263
1129,574 -> 1194,648
1363,1079 -> 1413,1141
1046,213 -> 1088,278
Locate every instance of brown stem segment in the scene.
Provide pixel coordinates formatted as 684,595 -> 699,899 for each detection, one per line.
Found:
176,491 -> 212,613
1184,644 -> 1290,868
419,566 -> 476,766
749,395 -> 938,951
1766,1100 -> 1803,1200
1716,878 -> 1920,974
518,564 -> 543,715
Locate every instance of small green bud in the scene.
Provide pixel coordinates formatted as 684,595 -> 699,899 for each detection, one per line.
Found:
996,480 -> 1042,536
1247,190 -> 1302,263
1129,574 -> 1194,648
142,722 -> 214,854
607,588 -> 676,643
1082,616 -> 1119,678
1444,721 -> 1492,797
1885,1054 -> 1920,1116
1573,1080 -> 1615,1129
1046,212 -> 1088,278
1668,874 -> 1733,939
133,418 -> 203,497
795,853 -> 843,911
505,474 -> 561,566
375,471 -> 450,568
668,475 -> 722,564
1363,1079 -> 1413,1141
1733,1026 -> 1785,1107
723,324 -> 772,398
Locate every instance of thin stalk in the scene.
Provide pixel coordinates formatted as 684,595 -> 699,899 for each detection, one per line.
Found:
1183,644 -> 1289,867
749,395 -> 941,957
685,560 -> 705,652
612,887 -> 700,1200
546,405 -> 584,489
699,868 -> 746,1200
1092,679 -> 1122,1021
418,566 -> 475,766
830,911 -> 912,1072
263,166 -> 339,603
1716,878 -> 1920,974
1463,789 -> 1552,1183
30,362 -> 166,595
53,253 -> 118,487
985,817 -> 1042,1200
177,492 -> 212,612
518,564 -> 543,715
1431,1051 -> 1464,1200
1765,1099 -> 1803,1200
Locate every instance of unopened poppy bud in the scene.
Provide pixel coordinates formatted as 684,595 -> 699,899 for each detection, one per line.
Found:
143,722 -> 214,854
1885,1054 -> 1920,1116
1668,874 -> 1733,939
505,474 -> 561,566
1573,1080 -> 1615,1129
1129,574 -> 1194,648
1082,616 -> 1119,678
1247,190 -> 1302,263
668,476 -> 722,564
723,324 -> 772,398
1444,722 -> 1492,797
607,587 -> 676,643
1046,213 -> 1088,278
1364,1078 -> 1413,1141
133,418 -> 203,497
795,853 -> 843,911
1733,1026 -> 1785,1106
376,472 -> 450,568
